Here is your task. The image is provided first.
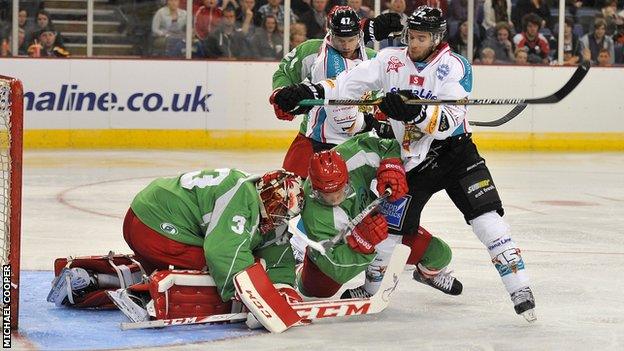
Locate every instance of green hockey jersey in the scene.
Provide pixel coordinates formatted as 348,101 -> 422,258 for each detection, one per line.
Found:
301,133 -> 401,284
130,168 -> 295,301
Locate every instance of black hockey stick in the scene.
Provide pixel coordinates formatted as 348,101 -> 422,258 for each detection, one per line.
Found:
468,103 -> 528,127
298,61 -> 590,107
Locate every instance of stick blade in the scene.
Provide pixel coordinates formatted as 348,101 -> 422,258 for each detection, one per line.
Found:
530,61 -> 590,104
469,104 -> 528,127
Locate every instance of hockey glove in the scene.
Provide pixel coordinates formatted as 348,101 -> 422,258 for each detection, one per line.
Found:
363,13 -> 403,43
379,91 -> 425,122
346,212 -> 388,254
272,82 -> 324,115
376,158 -> 408,201
363,113 -> 395,139
269,89 -> 296,121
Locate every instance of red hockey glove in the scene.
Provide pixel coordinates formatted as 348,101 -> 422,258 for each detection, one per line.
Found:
270,88 -> 296,121
376,158 -> 408,201
346,212 -> 388,254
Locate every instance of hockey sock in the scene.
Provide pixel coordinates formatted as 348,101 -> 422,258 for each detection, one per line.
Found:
418,236 -> 452,271
470,211 -> 530,294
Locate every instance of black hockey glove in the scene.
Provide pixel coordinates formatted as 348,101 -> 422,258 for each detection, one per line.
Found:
362,113 -> 395,139
378,91 -> 425,123
272,82 -> 325,115
363,13 -> 403,43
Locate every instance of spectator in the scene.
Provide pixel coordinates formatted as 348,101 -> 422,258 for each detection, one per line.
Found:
599,0 -> 624,36
348,0 -> 372,19
383,0 -> 408,25
477,47 -> 497,64
258,0 -> 298,32
480,21 -> 514,62
202,8 -> 250,58
300,0 -> 329,39
513,13 -> 550,64
1,28 -> 29,57
27,26 -> 70,57
152,0 -> 188,56
34,10 -> 65,48
482,0 -> 513,33
552,17 -> 583,65
514,47 -> 528,64
614,43 -> 623,63
512,0 -> 551,33
290,30 -> 307,47
18,9 -> 37,46
580,18 -> 614,64
250,14 -> 284,59
449,20 -> 480,58
448,0 -> 484,25
194,0 -> 223,41
597,48 -> 612,66
236,0 -> 261,35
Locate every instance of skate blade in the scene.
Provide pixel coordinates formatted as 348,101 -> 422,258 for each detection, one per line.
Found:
521,308 -> 537,323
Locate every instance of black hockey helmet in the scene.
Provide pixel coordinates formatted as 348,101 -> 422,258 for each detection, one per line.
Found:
327,6 -> 361,38
402,6 -> 447,45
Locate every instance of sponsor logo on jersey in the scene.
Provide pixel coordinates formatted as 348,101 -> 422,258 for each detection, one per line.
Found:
436,64 -> 450,80
438,112 -> 449,132
466,179 -> 496,199
378,195 -> 411,230
409,75 -> 425,86
408,88 -> 437,100
426,106 -> 440,133
386,56 -> 405,73
160,223 -> 179,235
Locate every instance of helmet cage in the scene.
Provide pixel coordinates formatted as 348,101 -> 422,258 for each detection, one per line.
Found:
256,171 -> 304,234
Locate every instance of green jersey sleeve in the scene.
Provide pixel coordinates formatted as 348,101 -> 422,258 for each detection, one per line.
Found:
272,39 -> 323,89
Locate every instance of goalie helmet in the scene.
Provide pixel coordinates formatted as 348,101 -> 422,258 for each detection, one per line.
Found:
402,5 -> 447,46
327,6 -> 361,38
256,170 -> 304,234
308,150 -> 352,206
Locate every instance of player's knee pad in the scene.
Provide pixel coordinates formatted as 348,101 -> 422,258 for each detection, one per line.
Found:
48,252 -> 146,308
146,269 -> 233,320
401,226 -> 433,265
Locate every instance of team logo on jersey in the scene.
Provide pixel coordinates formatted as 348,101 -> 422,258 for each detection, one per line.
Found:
409,75 -> 425,86
379,195 -> 412,230
160,223 -> 178,235
436,64 -> 450,80
386,56 -> 405,73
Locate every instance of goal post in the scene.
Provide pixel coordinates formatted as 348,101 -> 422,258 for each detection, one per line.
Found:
0,75 -> 23,330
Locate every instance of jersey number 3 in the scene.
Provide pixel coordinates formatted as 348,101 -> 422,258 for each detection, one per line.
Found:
231,215 -> 246,234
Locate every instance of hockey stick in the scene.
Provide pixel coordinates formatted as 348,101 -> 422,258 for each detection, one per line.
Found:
468,103 -> 528,127
120,244 -> 411,331
120,312 -> 248,330
290,189 -> 392,256
298,61 -> 590,107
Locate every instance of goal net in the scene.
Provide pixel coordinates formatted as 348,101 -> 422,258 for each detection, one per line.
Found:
0,75 -> 23,330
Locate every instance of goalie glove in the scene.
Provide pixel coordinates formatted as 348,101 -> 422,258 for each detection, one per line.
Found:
271,81 -> 324,115
346,212 -> 388,254
363,13 -> 403,43
376,158 -> 408,201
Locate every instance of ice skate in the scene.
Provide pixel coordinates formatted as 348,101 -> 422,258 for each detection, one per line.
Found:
511,286 -> 536,322
413,266 -> 463,296
47,267 -> 98,306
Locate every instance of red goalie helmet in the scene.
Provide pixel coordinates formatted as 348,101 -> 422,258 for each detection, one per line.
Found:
256,170 -> 304,234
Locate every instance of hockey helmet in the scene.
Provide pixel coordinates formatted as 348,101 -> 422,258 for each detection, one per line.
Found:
327,6 -> 361,38
402,6 -> 447,46
308,150 -> 352,206
256,170 -> 304,234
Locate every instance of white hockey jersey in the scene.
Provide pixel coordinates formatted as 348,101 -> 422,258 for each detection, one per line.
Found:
319,43 -> 473,172
305,36 -> 371,145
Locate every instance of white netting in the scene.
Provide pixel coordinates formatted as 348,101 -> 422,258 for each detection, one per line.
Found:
0,79 -> 11,267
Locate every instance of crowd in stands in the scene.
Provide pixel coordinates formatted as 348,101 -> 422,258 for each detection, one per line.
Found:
1,0 -> 623,65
